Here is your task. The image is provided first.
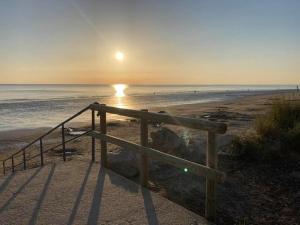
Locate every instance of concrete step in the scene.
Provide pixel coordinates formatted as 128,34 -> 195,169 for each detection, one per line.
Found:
0,159 -> 211,225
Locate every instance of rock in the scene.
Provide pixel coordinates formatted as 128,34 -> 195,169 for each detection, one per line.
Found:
108,148 -> 139,178
150,127 -> 187,156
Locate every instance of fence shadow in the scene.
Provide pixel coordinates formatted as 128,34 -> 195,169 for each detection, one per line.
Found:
0,173 -> 15,195
106,169 -> 139,193
142,188 -> 159,225
87,166 -> 105,225
0,167 -> 42,213
28,163 -> 56,225
67,161 -> 93,225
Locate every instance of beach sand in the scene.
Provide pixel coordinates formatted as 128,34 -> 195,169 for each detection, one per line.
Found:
1,90 -> 299,224
1,90 -> 298,161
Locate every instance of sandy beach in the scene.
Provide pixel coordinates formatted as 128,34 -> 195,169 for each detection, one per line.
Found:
0,90 -> 298,159
1,90 -> 300,224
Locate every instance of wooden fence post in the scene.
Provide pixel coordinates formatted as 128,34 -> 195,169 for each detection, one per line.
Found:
11,156 -> 14,173
100,104 -> 107,167
23,150 -> 26,170
92,109 -> 96,162
62,124 -> 66,161
205,131 -> 217,221
40,138 -> 44,166
140,109 -> 149,186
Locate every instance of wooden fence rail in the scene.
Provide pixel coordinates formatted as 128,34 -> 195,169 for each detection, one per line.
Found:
1,102 -> 227,222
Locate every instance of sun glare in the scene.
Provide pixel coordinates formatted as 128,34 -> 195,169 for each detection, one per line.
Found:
115,51 -> 124,62
113,84 -> 127,97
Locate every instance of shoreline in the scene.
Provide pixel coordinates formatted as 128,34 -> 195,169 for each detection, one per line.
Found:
0,89 -> 298,160
0,89 -> 296,133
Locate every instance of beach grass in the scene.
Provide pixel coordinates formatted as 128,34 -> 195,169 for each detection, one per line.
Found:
232,96 -> 300,160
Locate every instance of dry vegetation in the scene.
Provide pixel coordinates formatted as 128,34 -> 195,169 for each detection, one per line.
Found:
232,97 -> 300,161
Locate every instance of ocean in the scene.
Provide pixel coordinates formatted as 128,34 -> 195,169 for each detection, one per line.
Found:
0,84 -> 295,131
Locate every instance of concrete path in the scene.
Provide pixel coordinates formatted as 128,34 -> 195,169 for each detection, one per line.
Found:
0,160 -> 211,225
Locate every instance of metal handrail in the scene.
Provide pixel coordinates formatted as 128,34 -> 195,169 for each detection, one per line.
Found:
1,104 -> 94,173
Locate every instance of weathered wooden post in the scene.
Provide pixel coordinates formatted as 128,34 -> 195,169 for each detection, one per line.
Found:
91,109 -> 96,162
100,104 -> 107,167
205,131 -> 217,221
40,138 -> 44,166
11,156 -> 14,173
140,109 -> 149,186
62,124 -> 66,161
23,149 -> 26,170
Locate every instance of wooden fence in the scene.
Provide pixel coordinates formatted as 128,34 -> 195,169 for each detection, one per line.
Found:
2,102 -> 227,221
89,103 -> 226,221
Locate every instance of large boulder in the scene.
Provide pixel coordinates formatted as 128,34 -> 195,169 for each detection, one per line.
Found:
150,127 -> 187,157
108,147 -> 139,178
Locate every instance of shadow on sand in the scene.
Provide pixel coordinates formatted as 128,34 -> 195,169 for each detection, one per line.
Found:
28,163 -> 56,225
87,166 -> 106,225
1,162 -> 161,225
67,161 -> 93,225
142,188 -> 159,225
0,173 -> 15,195
0,167 -> 42,213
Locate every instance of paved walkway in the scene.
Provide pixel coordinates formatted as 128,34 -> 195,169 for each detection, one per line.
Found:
0,160 -> 211,225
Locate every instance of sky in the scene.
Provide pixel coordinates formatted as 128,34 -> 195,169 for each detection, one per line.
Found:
0,0 -> 299,84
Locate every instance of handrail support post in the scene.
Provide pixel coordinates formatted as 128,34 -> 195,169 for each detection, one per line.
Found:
23,150 -> 26,170
100,104 -> 107,167
205,131 -> 217,221
140,109 -> 149,187
40,138 -> 44,166
3,161 -> 5,175
91,109 -> 96,162
11,156 -> 14,173
62,124 -> 66,161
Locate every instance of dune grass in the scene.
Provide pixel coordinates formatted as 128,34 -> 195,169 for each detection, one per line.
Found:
232,96 -> 300,161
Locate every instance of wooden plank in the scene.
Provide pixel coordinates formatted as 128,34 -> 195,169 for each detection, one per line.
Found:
91,109 -> 96,162
205,132 -> 217,221
90,103 -> 227,134
62,124 -> 66,161
140,109 -> 149,186
88,131 -> 225,181
100,104 -> 107,167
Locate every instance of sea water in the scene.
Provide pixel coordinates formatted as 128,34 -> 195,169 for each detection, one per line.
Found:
0,84 -> 295,130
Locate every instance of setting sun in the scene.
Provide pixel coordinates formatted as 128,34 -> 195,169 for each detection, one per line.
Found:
113,84 -> 127,97
115,51 -> 124,62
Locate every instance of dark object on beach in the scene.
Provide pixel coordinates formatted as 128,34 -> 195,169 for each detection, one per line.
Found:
107,121 -> 122,127
128,118 -> 138,123
201,111 -> 253,122
151,111 -> 166,127
50,148 -> 79,156
150,127 -> 187,157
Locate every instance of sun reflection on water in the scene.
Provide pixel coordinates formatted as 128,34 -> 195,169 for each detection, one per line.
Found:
112,84 -> 128,108
113,84 -> 127,97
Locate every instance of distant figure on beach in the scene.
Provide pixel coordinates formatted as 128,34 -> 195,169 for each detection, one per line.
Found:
297,85 -> 299,92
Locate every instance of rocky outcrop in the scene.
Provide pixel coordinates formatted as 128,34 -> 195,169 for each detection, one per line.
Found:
150,127 -> 187,157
